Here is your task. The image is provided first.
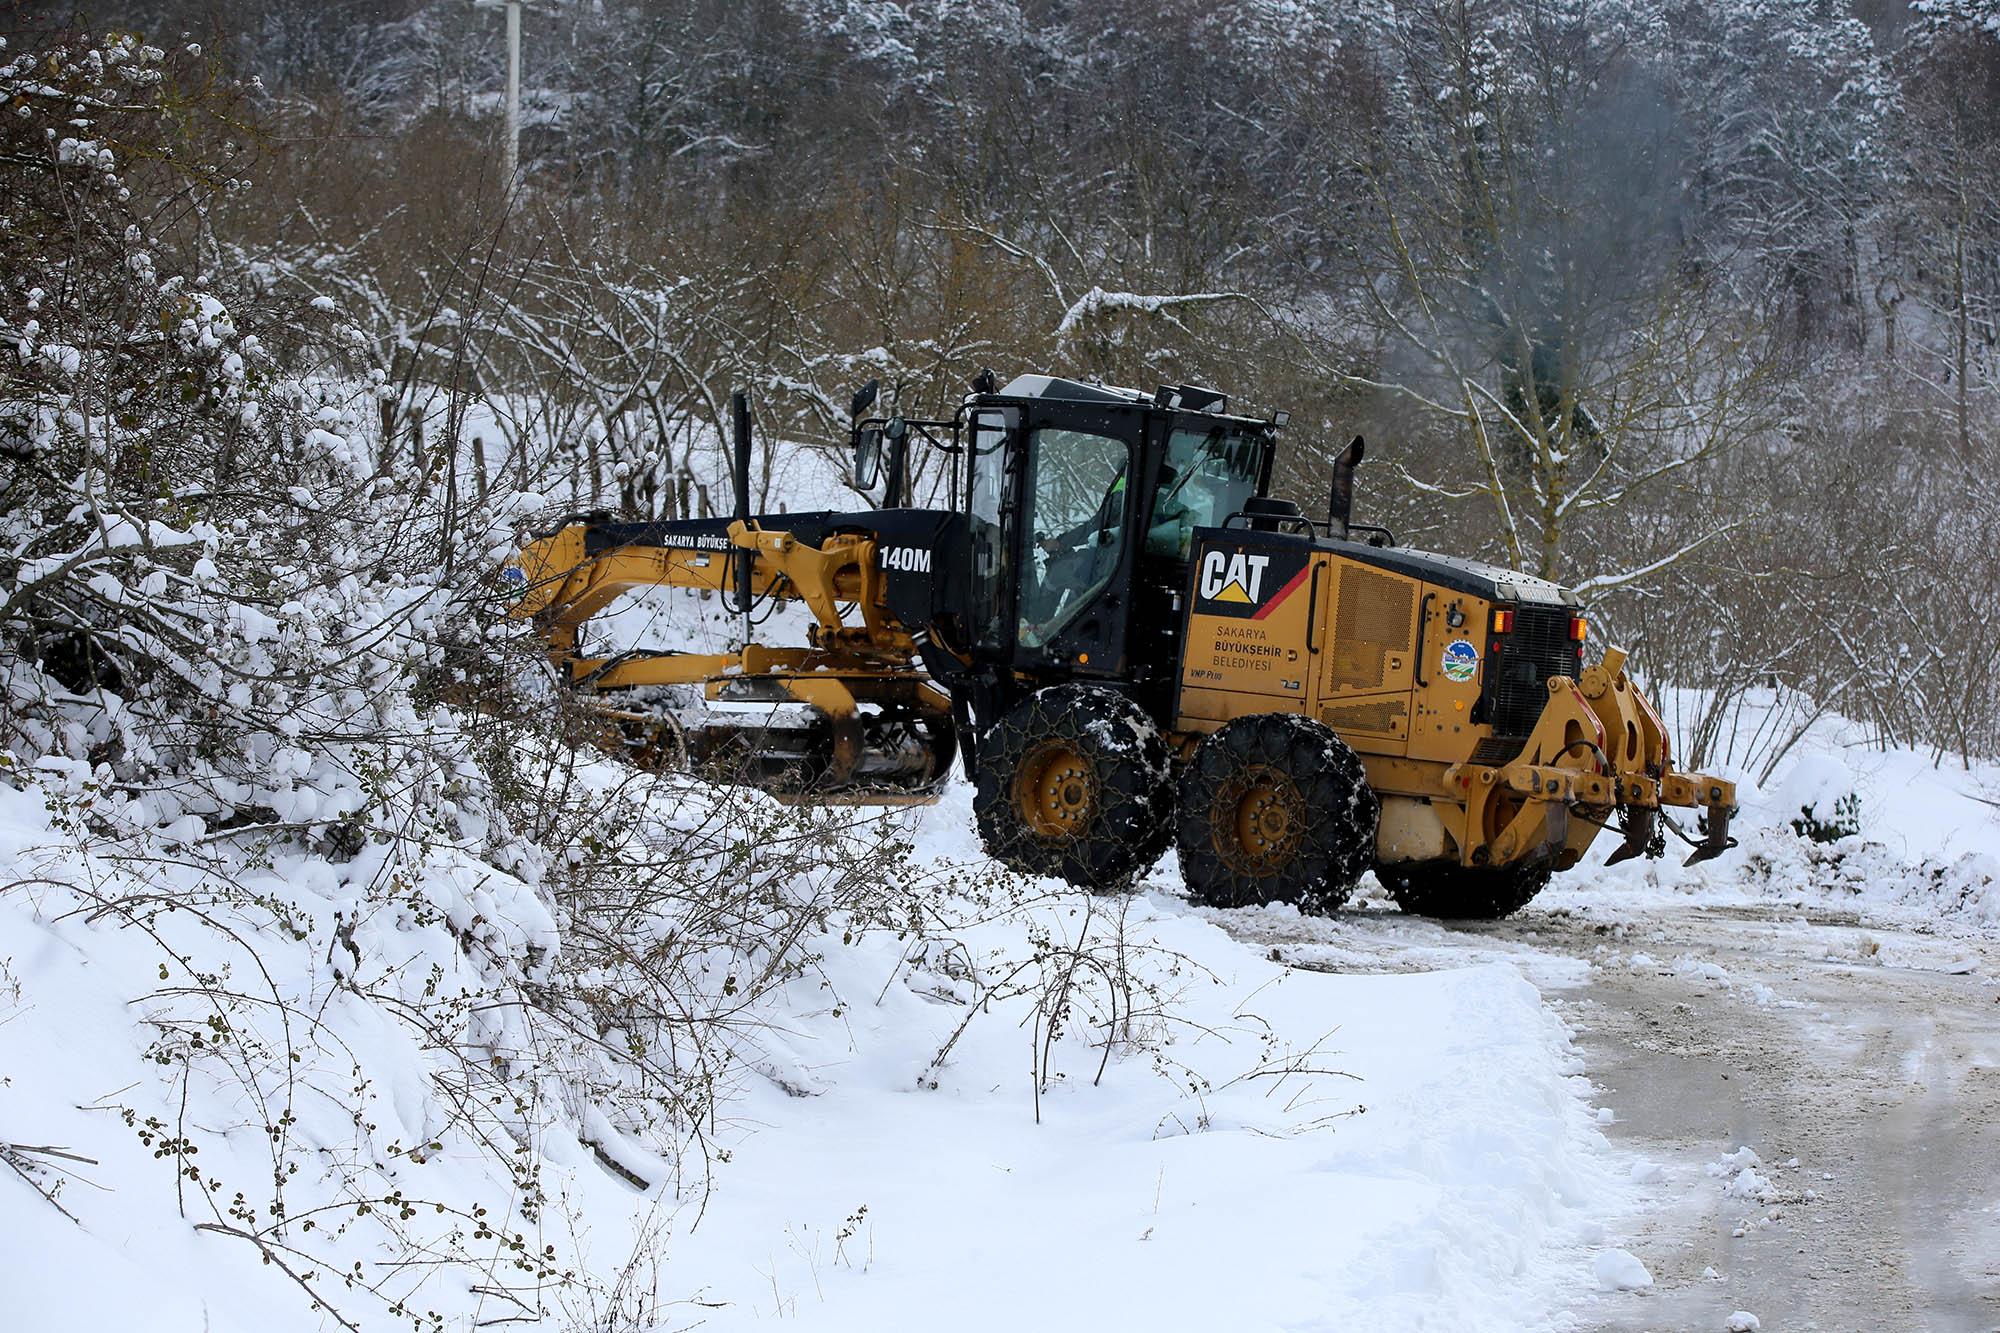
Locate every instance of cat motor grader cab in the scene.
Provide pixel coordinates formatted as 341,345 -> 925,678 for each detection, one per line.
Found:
509,374 -> 1736,918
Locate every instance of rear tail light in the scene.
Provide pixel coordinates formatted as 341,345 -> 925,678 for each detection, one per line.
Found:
1490,608 -> 1514,635
1570,616 -> 1587,642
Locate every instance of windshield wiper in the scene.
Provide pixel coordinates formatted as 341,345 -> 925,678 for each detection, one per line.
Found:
1164,427 -> 1228,503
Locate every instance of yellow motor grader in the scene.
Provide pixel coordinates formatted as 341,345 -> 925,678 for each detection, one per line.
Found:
509,375 -> 1735,918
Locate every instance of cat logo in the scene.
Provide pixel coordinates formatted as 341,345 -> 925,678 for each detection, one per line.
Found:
1194,542 -> 1312,622
1199,550 -> 1270,604
883,546 -> 932,574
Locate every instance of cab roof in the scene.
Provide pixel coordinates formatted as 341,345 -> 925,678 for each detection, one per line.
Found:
996,373 -> 1152,405
987,374 -> 1273,429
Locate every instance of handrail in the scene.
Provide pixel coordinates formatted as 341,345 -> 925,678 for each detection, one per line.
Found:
1413,591 -> 1435,687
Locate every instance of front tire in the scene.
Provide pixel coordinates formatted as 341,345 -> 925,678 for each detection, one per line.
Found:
1176,714 -> 1378,911
1376,861 -> 1552,920
974,685 -> 1172,888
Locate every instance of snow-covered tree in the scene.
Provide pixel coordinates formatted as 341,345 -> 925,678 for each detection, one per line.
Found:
0,28 -> 533,844
1319,0 -> 1775,585
1886,7 -> 2000,463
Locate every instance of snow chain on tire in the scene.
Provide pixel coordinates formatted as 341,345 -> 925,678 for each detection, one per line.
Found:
1376,861 -> 1553,920
973,684 -> 1174,889
1176,713 -> 1378,911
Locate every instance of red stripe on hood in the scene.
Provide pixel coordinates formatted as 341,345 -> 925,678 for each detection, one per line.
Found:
1250,564 -> 1311,620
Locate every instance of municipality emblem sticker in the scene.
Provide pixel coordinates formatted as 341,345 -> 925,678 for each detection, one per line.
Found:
1440,638 -> 1479,683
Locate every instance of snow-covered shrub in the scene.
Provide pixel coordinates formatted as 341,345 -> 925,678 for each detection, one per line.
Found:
0,29 -> 549,852
1768,755 -> 1863,844
1790,791 -> 1862,844
3,34 -> 343,782
0,28 -> 958,1328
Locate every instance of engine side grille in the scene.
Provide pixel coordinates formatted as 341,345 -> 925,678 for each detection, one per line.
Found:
1322,698 -> 1408,737
1488,605 -> 1578,739
1329,566 -> 1414,691
1469,736 -> 1525,765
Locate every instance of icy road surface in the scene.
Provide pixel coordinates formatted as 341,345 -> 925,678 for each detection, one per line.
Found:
1223,890 -> 2000,1331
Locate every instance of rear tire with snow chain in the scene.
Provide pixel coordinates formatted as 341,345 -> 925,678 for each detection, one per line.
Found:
974,684 -> 1173,889
1376,861 -> 1552,920
1176,714 -> 1378,911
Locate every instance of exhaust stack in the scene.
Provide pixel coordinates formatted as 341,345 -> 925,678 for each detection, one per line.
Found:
1328,435 -> 1365,541
732,391 -> 753,610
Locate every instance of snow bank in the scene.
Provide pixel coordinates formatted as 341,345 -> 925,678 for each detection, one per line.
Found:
0,769 -> 594,1333
1543,710 -> 2000,930
0,737 -> 846,1333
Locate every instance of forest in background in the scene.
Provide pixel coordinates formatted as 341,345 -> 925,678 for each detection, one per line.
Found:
5,0 -> 1997,768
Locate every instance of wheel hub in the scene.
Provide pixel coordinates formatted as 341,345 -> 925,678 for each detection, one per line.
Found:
1214,765 -> 1304,874
1015,741 -> 1097,840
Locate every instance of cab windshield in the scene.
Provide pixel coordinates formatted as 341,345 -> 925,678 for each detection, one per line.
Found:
1143,424 -> 1264,559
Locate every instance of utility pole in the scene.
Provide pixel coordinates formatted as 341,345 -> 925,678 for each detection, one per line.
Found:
503,0 -> 521,193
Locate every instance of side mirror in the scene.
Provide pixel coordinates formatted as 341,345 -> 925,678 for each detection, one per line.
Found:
853,427 -> 883,491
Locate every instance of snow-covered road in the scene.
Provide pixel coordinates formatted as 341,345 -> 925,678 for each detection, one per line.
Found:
1224,891 -> 2000,1331
1559,902 -> 2000,1332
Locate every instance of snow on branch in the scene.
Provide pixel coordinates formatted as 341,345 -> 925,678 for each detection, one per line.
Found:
1571,518 -> 1752,597
1054,288 -> 1253,341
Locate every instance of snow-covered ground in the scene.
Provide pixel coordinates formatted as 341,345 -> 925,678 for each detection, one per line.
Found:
2,694 -> 1994,1331
0,764 -> 1635,1331
652,786 -> 1631,1331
